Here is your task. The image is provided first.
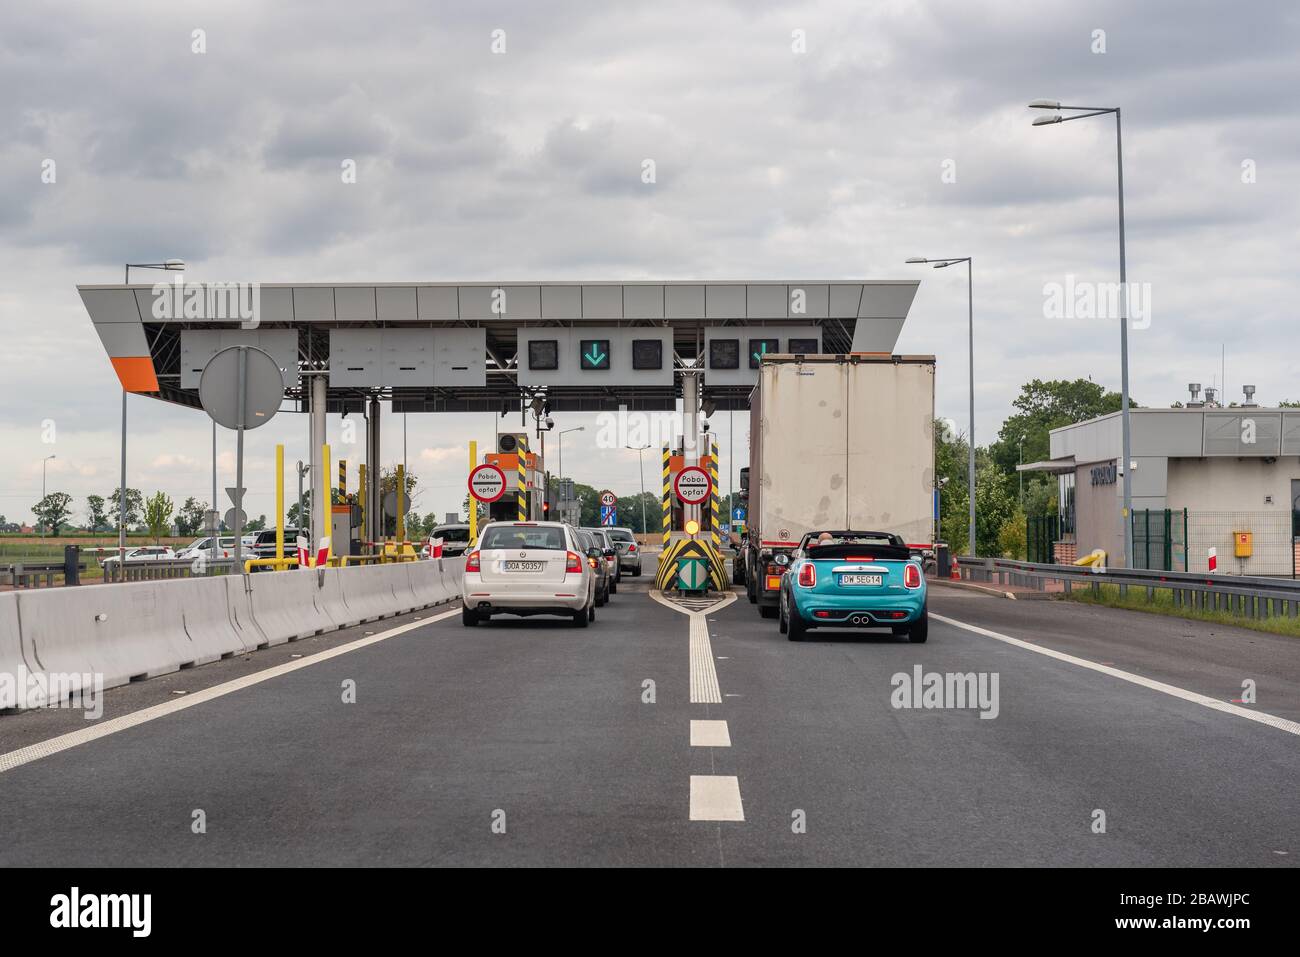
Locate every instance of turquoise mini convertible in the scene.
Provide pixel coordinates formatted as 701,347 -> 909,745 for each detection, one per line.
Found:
778,531 -> 928,643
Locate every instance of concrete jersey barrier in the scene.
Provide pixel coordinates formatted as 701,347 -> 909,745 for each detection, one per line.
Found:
0,561 -> 461,712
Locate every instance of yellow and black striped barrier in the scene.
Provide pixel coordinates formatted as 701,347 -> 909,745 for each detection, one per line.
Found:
517,435 -> 529,520
660,445 -> 672,548
709,437 -> 720,550
654,536 -> 729,592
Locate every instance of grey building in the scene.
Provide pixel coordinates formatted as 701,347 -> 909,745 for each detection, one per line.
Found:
1021,405 -> 1300,575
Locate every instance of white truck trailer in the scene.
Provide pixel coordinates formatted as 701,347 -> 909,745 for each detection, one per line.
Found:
742,354 -> 937,617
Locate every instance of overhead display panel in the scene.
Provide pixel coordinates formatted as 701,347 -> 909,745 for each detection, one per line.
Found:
329,328 -> 486,387
517,327 -> 672,387
180,329 -> 299,390
703,326 -> 822,386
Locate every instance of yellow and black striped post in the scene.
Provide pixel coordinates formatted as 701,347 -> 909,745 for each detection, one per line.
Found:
338,460 -> 347,498
660,445 -> 672,548
709,438 -> 720,550
517,435 -> 529,520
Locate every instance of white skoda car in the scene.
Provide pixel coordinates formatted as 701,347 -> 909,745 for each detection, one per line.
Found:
461,521 -> 599,627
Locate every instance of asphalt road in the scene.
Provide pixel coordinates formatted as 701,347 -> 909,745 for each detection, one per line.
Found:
0,581 -> 1295,866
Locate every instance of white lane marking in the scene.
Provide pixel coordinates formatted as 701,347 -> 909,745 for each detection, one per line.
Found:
932,612 -> 1300,737
688,615 -> 722,704
690,719 -> 732,747
649,590 -> 736,704
689,775 -> 745,821
0,606 -> 462,775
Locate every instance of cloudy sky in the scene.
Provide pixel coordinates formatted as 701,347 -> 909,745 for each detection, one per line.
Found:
1,0 -> 1296,527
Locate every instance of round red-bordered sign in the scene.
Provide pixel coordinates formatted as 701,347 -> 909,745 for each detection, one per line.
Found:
673,465 -> 712,505
468,463 -> 507,503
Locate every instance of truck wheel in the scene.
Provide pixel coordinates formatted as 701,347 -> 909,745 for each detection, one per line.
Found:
746,563 -> 757,603
462,606 -> 480,627
908,610 -> 929,644
759,604 -> 778,619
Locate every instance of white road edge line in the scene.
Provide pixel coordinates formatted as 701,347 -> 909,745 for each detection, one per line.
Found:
649,590 -> 736,704
932,612 -> 1300,737
0,605 -> 463,775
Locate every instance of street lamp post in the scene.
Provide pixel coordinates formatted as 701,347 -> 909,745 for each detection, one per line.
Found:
907,256 -> 976,557
627,444 -> 650,534
1029,99 -> 1133,567
40,454 -> 55,538
122,260 -> 185,563
557,426 -> 584,520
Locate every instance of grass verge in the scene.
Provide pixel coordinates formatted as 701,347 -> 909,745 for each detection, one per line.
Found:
1063,582 -> 1300,639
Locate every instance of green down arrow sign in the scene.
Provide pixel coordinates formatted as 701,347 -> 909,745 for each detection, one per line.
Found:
581,339 -> 610,370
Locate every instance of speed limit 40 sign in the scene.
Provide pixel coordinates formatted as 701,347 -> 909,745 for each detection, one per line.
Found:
468,463 -> 507,503
674,466 -> 712,505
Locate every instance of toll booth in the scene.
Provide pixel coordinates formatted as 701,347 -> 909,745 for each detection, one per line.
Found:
484,449 -> 544,521
331,504 -> 355,557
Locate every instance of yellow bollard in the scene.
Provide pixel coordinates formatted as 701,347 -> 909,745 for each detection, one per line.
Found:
275,444 -> 284,561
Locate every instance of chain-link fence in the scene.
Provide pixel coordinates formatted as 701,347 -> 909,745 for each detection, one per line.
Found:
1183,511 -> 1294,577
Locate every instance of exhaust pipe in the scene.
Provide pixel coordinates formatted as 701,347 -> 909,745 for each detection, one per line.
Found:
851,615 -> 864,625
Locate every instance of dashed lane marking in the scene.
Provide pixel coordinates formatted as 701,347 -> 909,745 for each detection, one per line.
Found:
932,612 -> 1300,737
690,719 -> 732,747
0,606 -> 463,775
689,775 -> 745,821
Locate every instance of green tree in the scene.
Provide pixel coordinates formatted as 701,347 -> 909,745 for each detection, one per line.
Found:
85,494 -> 110,532
176,497 -> 208,536
287,493 -> 310,529
108,487 -> 144,531
142,491 -> 174,542
987,379 -> 1134,516
244,514 -> 267,532
34,492 -> 73,535
997,507 -> 1028,560
460,494 -> 488,527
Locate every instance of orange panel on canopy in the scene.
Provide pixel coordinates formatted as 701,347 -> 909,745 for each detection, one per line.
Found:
109,356 -> 159,393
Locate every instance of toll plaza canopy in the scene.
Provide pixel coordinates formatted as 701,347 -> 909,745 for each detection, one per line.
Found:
78,279 -> 919,412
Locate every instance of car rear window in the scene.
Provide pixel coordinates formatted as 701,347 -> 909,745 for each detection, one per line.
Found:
435,527 -> 470,542
607,529 -> 634,543
481,525 -> 568,551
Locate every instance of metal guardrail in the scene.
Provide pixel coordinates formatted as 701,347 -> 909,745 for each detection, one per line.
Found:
954,555 -> 1300,620
103,557 -> 239,584
0,561 -> 88,588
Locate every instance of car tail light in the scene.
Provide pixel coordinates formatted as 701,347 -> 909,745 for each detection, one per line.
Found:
904,562 -> 921,588
628,543 -> 637,552
464,550 -> 481,573
797,563 -> 816,587
566,551 -> 582,574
